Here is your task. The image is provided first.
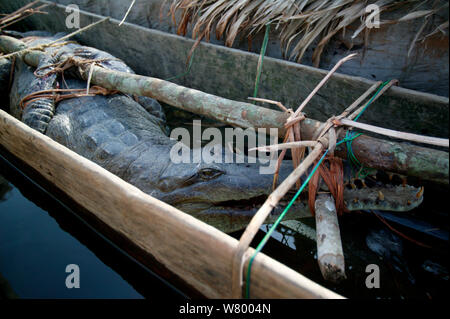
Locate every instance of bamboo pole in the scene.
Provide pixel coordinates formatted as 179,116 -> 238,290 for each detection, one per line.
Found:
249,140 -> 318,152
0,35 -> 448,184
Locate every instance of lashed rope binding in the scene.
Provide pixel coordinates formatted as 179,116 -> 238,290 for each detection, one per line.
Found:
308,155 -> 348,216
20,86 -> 118,110
232,54 -> 403,298
19,44 -> 120,113
231,54 -> 358,299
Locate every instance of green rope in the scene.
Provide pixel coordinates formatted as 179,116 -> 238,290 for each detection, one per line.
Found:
354,80 -> 390,121
245,133 -> 362,299
165,9 -> 203,82
252,23 -> 270,101
345,80 -> 390,178
165,49 -> 196,82
244,80 -> 390,296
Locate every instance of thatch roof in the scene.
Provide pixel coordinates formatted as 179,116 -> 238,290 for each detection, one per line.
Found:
167,0 -> 448,66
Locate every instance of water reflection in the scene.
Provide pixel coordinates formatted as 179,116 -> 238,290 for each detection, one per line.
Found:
0,175 -> 12,202
258,211 -> 449,299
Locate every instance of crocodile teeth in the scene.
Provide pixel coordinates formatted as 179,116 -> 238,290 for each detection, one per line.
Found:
377,191 -> 385,201
416,186 -> 424,199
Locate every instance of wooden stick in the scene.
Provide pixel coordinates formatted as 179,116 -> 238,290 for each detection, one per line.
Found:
249,140 -> 318,152
0,6 -> 49,30
0,0 -> 40,25
339,118 -> 449,148
231,143 -> 324,298
313,81 -> 383,142
348,79 -> 398,120
315,194 -> 346,283
293,53 -> 358,117
284,114 -> 306,128
342,81 -> 382,117
247,97 -> 290,113
0,17 -> 108,60
0,36 -> 448,184
119,0 -> 136,26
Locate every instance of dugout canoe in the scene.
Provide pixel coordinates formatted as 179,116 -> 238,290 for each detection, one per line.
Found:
0,1 -> 448,299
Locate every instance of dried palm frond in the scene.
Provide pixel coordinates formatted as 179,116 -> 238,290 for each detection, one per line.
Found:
167,0 -> 448,67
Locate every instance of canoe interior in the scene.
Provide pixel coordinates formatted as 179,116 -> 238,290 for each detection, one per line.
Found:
0,1 -> 448,299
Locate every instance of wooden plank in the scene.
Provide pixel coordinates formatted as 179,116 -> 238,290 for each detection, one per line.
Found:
0,109 -> 343,299
339,118 -> 449,148
2,0 -> 448,138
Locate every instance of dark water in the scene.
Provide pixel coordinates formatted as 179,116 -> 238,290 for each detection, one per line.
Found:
0,152 -> 185,299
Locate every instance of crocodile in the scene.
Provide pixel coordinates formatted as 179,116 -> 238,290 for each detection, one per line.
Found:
7,33 -> 424,233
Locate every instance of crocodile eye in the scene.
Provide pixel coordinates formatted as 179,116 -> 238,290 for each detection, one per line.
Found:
197,168 -> 223,181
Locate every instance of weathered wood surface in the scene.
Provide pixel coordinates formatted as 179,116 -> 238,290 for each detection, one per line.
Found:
19,0 -> 450,97
0,58 -> 10,106
1,0 -> 448,139
339,118 -> 449,148
1,34 -> 447,185
0,109 -> 343,299
0,271 -> 18,299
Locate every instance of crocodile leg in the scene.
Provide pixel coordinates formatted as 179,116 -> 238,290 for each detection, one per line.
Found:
14,54 -> 59,134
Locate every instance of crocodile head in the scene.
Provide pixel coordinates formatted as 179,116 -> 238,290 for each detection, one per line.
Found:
148,153 -> 424,233
151,153 -> 307,233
